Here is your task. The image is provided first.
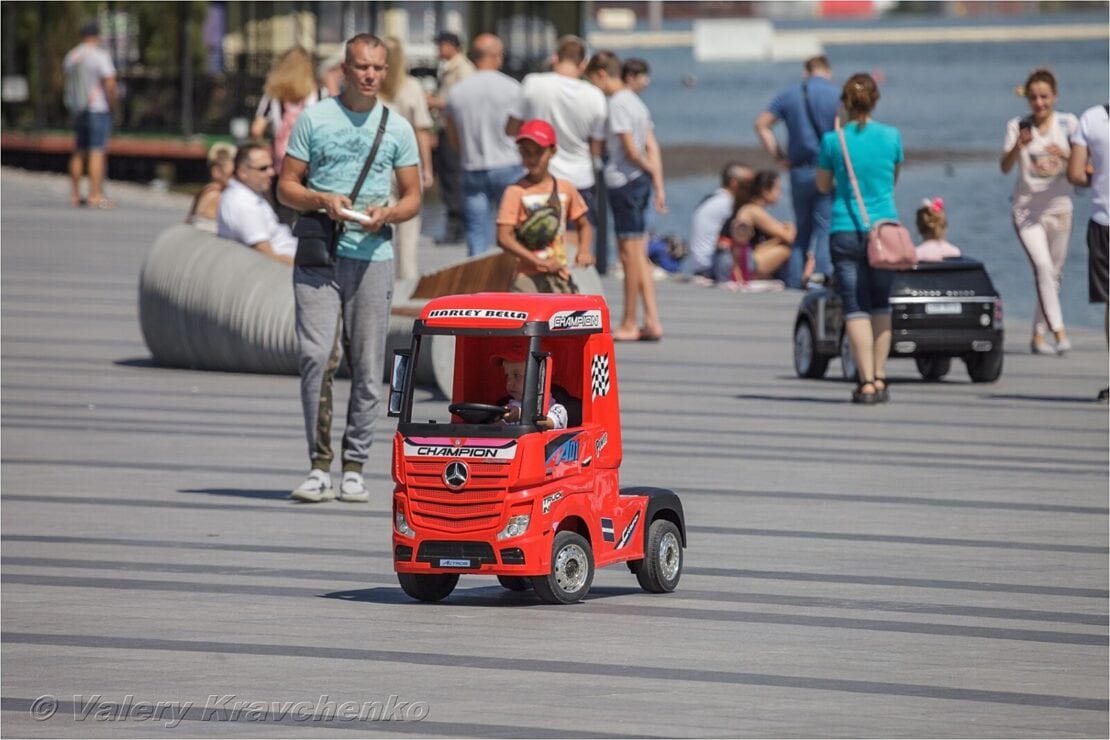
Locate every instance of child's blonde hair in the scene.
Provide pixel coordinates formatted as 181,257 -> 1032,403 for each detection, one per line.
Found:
206,142 -> 236,169
916,197 -> 947,240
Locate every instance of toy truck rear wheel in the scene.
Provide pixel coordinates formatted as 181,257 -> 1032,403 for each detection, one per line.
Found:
532,531 -> 594,604
497,576 -> 532,591
636,519 -> 683,593
398,573 -> 459,602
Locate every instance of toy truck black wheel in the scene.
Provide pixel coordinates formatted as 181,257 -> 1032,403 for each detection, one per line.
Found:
497,575 -> 532,591
965,346 -> 1003,383
397,573 -> 459,602
793,320 -> 829,379
636,519 -> 683,593
915,355 -> 951,381
532,531 -> 594,604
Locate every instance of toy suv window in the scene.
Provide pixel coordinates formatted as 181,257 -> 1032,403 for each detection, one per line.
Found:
892,261 -> 995,297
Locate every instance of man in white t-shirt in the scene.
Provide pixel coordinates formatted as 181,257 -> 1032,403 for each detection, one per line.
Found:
507,36 -> 607,227
1068,102 -> 1109,401
217,142 -> 296,265
445,33 -> 525,257
63,21 -> 117,208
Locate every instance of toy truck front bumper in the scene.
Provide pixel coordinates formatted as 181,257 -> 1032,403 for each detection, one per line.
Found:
393,530 -> 555,576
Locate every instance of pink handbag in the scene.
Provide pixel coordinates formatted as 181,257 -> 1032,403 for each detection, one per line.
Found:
837,125 -> 917,271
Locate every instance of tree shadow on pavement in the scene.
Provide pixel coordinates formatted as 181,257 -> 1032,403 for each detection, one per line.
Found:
735,393 -> 848,404
987,393 -> 1102,404
322,584 -> 637,606
179,487 -> 290,500
115,357 -> 162,368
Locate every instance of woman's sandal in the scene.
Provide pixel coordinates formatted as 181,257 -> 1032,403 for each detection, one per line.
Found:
874,376 -> 890,403
851,379 -> 880,405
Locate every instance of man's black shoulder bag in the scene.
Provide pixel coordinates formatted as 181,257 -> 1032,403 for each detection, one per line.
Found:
291,106 -> 390,267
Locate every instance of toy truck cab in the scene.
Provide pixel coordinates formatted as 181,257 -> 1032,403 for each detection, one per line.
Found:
387,292 -> 686,604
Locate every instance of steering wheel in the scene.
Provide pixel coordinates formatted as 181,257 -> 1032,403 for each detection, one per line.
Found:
448,402 -> 508,425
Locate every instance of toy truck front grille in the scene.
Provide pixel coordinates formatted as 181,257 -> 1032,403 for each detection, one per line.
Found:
404,460 -> 513,533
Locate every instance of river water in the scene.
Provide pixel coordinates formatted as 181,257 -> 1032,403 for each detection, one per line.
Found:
624,14 -> 1108,328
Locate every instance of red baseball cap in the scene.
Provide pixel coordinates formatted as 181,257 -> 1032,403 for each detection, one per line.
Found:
515,119 -> 557,148
490,349 -> 529,366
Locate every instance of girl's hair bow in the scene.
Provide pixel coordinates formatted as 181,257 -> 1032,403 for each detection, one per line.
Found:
921,197 -> 944,213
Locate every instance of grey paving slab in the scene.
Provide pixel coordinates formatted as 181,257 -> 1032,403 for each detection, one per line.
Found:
1,168 -> 1108,738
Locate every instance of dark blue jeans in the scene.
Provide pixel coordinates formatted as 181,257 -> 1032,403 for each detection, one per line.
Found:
786,167 -> 832,288
463,165 -> 525,257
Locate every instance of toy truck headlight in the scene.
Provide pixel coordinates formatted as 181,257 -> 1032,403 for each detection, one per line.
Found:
496,515 -> 531,541
394,506 -> 415,537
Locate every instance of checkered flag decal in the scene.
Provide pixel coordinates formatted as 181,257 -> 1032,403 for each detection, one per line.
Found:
591,353 -> 611,400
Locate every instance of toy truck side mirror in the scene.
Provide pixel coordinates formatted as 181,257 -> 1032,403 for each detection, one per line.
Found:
388,350 -> 412,417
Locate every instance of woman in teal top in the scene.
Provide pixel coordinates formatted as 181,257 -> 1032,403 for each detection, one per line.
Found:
816,73 -> 903,405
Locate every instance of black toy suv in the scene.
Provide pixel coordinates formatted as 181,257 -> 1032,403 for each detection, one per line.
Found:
793,258 -> 1004,383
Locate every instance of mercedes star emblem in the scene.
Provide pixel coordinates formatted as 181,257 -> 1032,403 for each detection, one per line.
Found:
443,461 -> 469,490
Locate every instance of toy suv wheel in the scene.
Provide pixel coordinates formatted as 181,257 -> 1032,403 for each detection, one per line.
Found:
397,573 -> 459,602
839,331 -> 858,381
965,346 -> 1003,383
636,519 -> 683,593
532,531 -> 594,604
793,320 -> 829,379
915,355 -> 951,381
497,575 -> 532,591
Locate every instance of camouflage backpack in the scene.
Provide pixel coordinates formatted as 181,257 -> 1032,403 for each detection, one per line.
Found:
515,178 -> 562,251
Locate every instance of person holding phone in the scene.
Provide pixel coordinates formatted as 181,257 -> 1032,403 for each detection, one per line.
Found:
277,34 -> 422,504
1000,68 -> 1079,356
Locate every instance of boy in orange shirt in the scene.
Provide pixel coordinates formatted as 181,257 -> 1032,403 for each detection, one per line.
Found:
496,119 -> 594,292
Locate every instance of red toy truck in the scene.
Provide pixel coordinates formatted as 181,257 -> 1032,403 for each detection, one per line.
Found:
387,292 -> 686,604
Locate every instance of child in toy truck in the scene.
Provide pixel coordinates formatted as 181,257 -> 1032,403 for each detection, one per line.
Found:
492,350 -> 567,430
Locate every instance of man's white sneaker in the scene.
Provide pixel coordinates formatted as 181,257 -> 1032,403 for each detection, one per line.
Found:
338,471 -> 369,503
290,470 -> 334,503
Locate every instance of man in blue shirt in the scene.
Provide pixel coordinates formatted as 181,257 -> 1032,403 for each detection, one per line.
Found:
754,56 -> 839,288
278,34 -> 422,503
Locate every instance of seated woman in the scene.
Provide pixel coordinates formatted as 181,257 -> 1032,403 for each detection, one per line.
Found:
728,170 -> 794,283
185,143 -> 236,233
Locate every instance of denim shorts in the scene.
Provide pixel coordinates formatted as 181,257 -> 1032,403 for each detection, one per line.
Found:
830,230 -> 893,318
608,176 -> 651,238
566,185 -> 597,233
74,111 -> 113,151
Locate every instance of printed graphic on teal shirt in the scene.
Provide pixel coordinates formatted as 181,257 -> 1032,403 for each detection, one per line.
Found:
286,98 -> 420,261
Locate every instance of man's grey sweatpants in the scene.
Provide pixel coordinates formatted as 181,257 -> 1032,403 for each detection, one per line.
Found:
293,258 -> 394,471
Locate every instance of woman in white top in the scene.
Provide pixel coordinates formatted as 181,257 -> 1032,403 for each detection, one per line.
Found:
380,37 -> 435,281
1000,68 -> 1078,355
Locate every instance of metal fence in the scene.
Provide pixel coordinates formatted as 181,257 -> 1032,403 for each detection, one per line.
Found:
1,1 -> 582,138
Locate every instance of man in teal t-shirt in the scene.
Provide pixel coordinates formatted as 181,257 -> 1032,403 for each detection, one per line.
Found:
278,34 -> 421,504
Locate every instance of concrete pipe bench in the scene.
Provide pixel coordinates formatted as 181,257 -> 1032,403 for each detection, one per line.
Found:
138,224 -> 604,397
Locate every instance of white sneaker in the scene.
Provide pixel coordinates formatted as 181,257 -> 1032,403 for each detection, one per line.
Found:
338,471 -> 369,503
1030,339 -> 1056,356
290,470 -> 334,503
1054,336 -> 1072,354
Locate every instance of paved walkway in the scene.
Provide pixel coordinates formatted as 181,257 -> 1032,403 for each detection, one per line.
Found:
2,170 -> 1107,737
